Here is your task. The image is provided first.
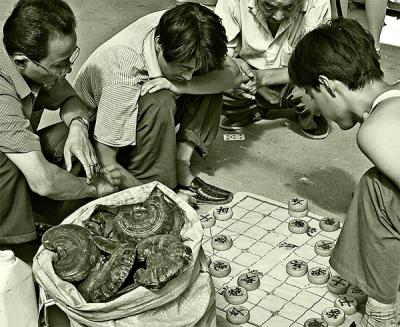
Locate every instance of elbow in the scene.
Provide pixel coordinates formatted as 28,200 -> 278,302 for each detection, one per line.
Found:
231,64 -> 242,88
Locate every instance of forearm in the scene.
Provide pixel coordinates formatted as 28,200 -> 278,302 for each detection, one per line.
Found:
37,164 -> 97,200
258,67 -> 290,87
175,57 -> 242,94
59,96 -> 91,126
94,141 -> 141,189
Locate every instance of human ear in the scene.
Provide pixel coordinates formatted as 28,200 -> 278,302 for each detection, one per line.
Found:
10,53 -> 29,70
318,75 -> 336,98
154,35 -> 162,53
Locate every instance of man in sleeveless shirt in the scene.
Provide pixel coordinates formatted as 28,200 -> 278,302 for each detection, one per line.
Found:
289,18 -> 400,326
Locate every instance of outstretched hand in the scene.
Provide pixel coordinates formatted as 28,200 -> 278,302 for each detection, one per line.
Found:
88,165 -> 121,197
64,123 -> 98,180
140,77 -> 179,96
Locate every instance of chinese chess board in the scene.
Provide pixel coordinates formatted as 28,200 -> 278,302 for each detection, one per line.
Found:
201,192 -> 363,327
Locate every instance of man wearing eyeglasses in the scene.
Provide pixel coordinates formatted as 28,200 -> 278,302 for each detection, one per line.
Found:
0,0 -> 120,246
215,0 -> 331,139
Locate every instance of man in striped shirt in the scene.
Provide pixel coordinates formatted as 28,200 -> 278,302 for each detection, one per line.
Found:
0,0 -> 120,245
74,3 -> 242,204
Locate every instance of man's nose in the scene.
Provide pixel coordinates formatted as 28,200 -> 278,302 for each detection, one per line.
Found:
272,10 -> 285,21
181,70 -> 194,81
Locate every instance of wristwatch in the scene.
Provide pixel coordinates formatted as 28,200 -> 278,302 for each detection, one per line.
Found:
69,116 -> 90,129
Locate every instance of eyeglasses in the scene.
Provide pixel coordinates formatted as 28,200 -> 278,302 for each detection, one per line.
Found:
30,46 -> 80,79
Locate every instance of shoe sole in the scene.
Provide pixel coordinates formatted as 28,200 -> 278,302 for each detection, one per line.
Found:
300,126 -> 330,140
219,124 -> 244,131
195,194 -> 234,205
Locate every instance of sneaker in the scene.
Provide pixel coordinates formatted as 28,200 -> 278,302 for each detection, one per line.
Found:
220,111 -> 262,130
300,115 -> 330,140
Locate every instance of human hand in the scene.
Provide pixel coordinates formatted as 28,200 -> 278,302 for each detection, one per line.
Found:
64,122 -> 98,180
140,77 -> 178,96
89,165 -> 121,197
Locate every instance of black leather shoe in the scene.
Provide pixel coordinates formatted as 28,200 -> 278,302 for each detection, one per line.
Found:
178,177 -> 233,204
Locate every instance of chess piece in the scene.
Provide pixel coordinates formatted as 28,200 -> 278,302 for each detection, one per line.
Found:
314,240 -> 335,257
209,259 -> 231,277
211,234 -> 233,251
224,286 -> 248,305
237,272 -> 260,291
321,307 -> 345,326
286,259 -> 308,277
327,275 -> 350,294
226,305 -> 250,324
319,217 -> 340,232
213,206 -> 233,221
335,295 -> 358,315
288,197 -> 308,218
200,214 -> 216,228
288,219 -> 309,234
307,266 -> 330,284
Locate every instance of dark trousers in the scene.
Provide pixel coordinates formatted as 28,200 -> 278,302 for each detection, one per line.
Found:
0,123 -> 74,244
330,167 -> 400,304
223,84 -> 317,130
118,90 -> 222,189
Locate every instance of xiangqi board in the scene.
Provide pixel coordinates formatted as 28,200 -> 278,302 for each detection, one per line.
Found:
201,192 -> 364,326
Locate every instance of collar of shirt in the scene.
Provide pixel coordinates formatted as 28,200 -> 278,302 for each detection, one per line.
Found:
0,40 -> 32,100
143,28 -> 163,79
248,0 -> 306,39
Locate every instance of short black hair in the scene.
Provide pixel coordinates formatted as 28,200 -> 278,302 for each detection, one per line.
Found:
3,0 -> 76,61
155,2 -> 228,75
288,18 -> 383,91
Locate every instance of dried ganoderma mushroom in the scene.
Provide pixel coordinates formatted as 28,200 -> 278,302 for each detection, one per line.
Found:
83,205 -> 117,237
77,244 -> 136,303
112,187 -> 183,244
42,224 -> 100,282
134,234 -> 192,291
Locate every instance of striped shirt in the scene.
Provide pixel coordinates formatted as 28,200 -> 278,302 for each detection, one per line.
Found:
215,0 -> 331,70
0,43 -> 77,153
74,11 -> 166,147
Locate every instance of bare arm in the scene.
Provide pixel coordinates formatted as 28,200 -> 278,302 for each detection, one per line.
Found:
94,141 -> 142,189
357,101 -> 400,189
141,55 -> 242,95
6,151 -> 97,200
175,55 -> 242,94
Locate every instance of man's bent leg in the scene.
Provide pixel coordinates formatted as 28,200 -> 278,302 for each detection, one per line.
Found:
0,152 -> 36,244
175,94 -> 233,204
123,90 -> 178,189
330,167 -> 400,325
